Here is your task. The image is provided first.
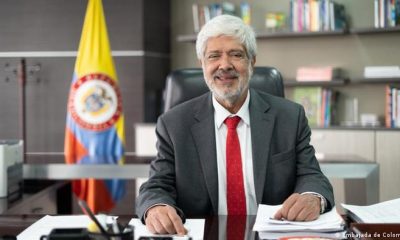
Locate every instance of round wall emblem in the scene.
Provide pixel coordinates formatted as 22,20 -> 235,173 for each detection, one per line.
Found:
68,73 -> 122,131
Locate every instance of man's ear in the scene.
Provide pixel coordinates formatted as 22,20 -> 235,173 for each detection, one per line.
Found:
198,59 -> 203,67
251,56 -> 256,67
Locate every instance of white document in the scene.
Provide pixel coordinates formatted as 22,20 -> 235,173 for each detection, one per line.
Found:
341,198 -> 400,223
259,230 -> 346,240
17,215 -> 205,240
253,204 -> 344,233
129,218 -> 205,240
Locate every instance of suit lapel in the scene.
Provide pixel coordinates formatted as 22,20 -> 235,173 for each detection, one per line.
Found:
191,93 -> 219,214
249,89 -> 275,204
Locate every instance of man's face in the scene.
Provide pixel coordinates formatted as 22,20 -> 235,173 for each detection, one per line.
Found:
201,35 -> 255,105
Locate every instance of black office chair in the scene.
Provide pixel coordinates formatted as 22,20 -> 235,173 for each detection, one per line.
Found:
163,66 -> 284,112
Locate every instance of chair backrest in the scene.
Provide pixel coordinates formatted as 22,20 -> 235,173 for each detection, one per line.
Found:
163,66 -> 284,112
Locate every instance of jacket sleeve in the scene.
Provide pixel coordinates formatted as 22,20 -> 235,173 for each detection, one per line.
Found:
294,106 -> 335,211
135,116 -> 185,222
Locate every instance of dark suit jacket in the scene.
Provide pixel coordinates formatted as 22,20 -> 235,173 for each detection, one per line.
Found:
136,89 -> 334,220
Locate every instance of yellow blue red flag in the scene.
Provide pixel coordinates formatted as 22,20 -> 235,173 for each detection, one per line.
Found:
64,0 -> 125,213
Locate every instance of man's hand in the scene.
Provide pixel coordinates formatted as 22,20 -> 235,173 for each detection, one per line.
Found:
274,193 -> 321,221
145,205 -> 187,235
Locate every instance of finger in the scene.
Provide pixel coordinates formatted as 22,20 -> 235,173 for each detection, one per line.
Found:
145,221 -> 156,234
303,201 -> 320,221
286,202 -> 302,221
280,193 -> 300,219
146,206 -> 171,234
287,195 -> 312,221
167,208 -> 187,235
305,209 -> 319,221
274,208 -> 283,220
295,208 -> 312,221
148,214 -> 168,234
156,209 -> 177,234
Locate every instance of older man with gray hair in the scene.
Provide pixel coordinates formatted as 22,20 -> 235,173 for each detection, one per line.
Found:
136,14 -> 334,235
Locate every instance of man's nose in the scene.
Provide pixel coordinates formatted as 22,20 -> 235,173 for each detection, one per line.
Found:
218,54 -> 233,70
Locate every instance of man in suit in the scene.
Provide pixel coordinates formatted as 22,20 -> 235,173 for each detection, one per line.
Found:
136,14 -> 334,235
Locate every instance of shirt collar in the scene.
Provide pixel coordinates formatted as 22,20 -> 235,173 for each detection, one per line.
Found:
213,90 -> 250,129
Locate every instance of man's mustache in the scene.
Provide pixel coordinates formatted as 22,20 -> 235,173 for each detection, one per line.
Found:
213,69 -> 239,79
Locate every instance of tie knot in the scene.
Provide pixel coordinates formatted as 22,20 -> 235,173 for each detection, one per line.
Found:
224,116 -> 241,129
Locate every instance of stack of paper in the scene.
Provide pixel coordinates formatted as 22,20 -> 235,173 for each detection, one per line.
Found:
129,218 -> 205,240
342,198 -> 400,223
253,204 -> 345,240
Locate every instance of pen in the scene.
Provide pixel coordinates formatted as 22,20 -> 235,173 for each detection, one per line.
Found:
78,199 -> 109,236
269,217 -> 286,221
111,216 -> 122,240
175,236 -> 192,240
111,216 -> 120,234
138,236 -> 192,240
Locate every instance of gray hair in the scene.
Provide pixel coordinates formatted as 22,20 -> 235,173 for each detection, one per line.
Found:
196,14 -> 257,60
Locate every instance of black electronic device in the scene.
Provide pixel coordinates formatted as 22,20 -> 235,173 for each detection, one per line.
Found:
40,228 -> 89,240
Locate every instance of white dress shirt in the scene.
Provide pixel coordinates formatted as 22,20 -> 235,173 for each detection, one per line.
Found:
212,90 -> 258,215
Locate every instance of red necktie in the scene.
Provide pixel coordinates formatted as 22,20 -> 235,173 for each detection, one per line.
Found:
224,116 -> 246,216
227,215 -> 246,240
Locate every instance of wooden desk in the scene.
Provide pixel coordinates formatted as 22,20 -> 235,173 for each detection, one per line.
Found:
349,223 -> 400,240
3,213 -> 400,240
0,215 -> 41,236
0,215 -> 257,239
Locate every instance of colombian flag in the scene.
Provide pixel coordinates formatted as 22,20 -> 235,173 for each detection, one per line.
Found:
64,0 -> 125,213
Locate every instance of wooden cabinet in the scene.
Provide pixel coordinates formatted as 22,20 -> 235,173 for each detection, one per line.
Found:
376,131 -> 400,202
311,129 -> 375,162
312,128 -> 400,203
4,181 -> 68,215
310,129 -> 377,209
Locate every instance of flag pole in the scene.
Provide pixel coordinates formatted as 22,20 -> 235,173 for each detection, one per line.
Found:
18,58 -> 27,162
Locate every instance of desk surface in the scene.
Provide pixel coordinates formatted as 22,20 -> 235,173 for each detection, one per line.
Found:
0,215 -> 258,239
2,214 -> 400,240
